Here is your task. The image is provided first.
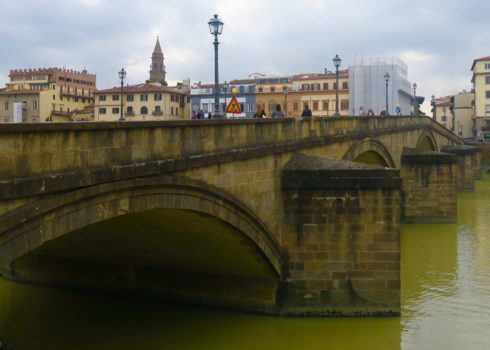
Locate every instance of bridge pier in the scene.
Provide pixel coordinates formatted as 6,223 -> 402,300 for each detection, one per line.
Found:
441,145 -> 481,191
281,153 -> 401,316
400,152 -> 457,223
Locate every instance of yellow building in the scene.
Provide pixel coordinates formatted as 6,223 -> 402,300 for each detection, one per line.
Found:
93,82 -> 189,121
433,92 -> 474,139
254,71 -> 350,118
0,67 -> 96,123
94,37 -> 190,121
471,56 -> 490,136
292,70 -> 349,116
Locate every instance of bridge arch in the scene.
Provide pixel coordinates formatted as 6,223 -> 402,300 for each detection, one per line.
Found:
342,138 -> 396,168
416,129 -> 438,152
0,176 -> 285,281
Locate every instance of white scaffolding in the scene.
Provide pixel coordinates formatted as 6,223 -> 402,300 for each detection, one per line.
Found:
349,56 -> 413,115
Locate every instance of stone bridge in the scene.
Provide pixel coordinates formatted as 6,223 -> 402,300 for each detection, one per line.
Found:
0,116 -> 480,316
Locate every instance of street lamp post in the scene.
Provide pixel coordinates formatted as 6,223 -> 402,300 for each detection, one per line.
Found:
384,72 -> 390,115
431,94 -> 436,120
283,86 -> 288,116
208,14 -> 224,118
413,82 -> 417,115
333,54 -> 341,116
118,68 -> 126,121
223,80 -> 229,118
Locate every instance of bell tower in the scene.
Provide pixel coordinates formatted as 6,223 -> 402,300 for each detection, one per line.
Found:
149,37 -> 166,85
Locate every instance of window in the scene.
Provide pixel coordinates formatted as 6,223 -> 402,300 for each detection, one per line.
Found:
341,100 -> 349,111
485,63 -> 490,69
270,87 -> 275,93
60,86 -> 63,93
155,106 -> 161,113
4,102 -> 8,110
127,94 -> 134,101
154,93 -> 162,101
312,84 -> 320,91
322,100 -> 329,111
52,94 -> 56,100
176,107 -> 179,115
140,93 -> 148,101
141,106 -> 148,114
258,87 -> 263,93
33,100 -> 37,110
112,107 -> 119,114
269,103 -> 276,112
239,86 -> 245,93
99,108 -> 106,114
127,106 -> 133,115
248,86 -> 254,93
171,107 -> 174,115
333,83 -> 338,90
302,84 -> 310,91
313,101 -> 319,111
342,82 -> 348,89
486,91 -> 490,99
170,95 -> 175,102
323,83 -> 329,90
112,95 -> 119,101
293,102 -> 298,111
246,103 -> 254,112
99,95 -> 106,101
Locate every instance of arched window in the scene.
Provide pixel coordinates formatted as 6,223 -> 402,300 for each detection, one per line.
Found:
141,106 -> 148,114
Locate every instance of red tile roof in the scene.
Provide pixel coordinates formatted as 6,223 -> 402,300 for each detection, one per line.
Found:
95,83 -> 186,95
0,89 -> 40,95
471,56 -> 490,70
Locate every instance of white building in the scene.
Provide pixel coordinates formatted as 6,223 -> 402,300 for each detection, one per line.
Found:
349,56 -> 413,115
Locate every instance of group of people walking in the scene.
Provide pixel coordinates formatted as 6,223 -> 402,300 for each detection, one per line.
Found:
253,104 -> 312,118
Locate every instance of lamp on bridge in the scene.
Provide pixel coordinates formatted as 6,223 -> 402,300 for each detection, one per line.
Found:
412,82 -> 417,115
431,94 -> 436,120
118,68 -> 127,121
223,80 -> 229,117
283,86 -> 288,116
333,54 -> 341,116
208,14 -> 224,119
384,72 -> 390,115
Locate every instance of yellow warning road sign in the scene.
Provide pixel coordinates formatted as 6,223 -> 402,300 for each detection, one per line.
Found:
226,96 -> 241,114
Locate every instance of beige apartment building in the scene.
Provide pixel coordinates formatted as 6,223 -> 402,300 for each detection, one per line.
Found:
254,70 -> 349,117
471,56 -> 490,138
94,83 -> 189,121
433,91 -> 474,138
0,67 -> 96,122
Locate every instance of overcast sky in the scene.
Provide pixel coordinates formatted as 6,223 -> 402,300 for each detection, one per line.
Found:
1,0 -> 489,113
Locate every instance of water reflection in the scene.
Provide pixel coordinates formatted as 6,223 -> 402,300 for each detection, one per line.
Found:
2,177 -> 490,349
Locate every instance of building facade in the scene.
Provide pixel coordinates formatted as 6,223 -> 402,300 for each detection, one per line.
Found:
291,70 -> 349,116
94,38 -> 189,121
471,56 -> 490,137
0,67 -> 96,122
190,79 -> 256,118
94,83 -> 189,121
349,56 -> 413,116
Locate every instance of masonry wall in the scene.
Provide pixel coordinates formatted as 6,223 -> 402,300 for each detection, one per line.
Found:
281,187 -> 400,315
401,153 -> 457,223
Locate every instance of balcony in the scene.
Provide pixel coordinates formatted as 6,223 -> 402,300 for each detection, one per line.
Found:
152,111 -> 163,116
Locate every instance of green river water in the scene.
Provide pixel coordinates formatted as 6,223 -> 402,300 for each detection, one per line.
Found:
1,176 -> 490,350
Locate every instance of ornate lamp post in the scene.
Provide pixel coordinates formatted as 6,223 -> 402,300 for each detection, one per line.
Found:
283,86 -> 288,116
208,14 -> 224,118
333,54 -> 341,116
223,80 -> 229,117
118,68 -> 126,121
412,82 -> 417,115
384,72 -> 390,115
431,94 -> 436,120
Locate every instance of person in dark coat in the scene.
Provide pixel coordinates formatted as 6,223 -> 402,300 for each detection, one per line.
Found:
301,105 -> 312,117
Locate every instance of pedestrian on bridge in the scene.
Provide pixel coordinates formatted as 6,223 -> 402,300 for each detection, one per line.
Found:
301,105 -> 312,117
272,104 -> 285,118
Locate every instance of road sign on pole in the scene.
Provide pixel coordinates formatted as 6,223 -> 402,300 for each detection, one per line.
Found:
226,96 -> 241,114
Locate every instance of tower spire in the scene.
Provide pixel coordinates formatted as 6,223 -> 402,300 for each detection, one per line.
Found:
149,36 -> 166,85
